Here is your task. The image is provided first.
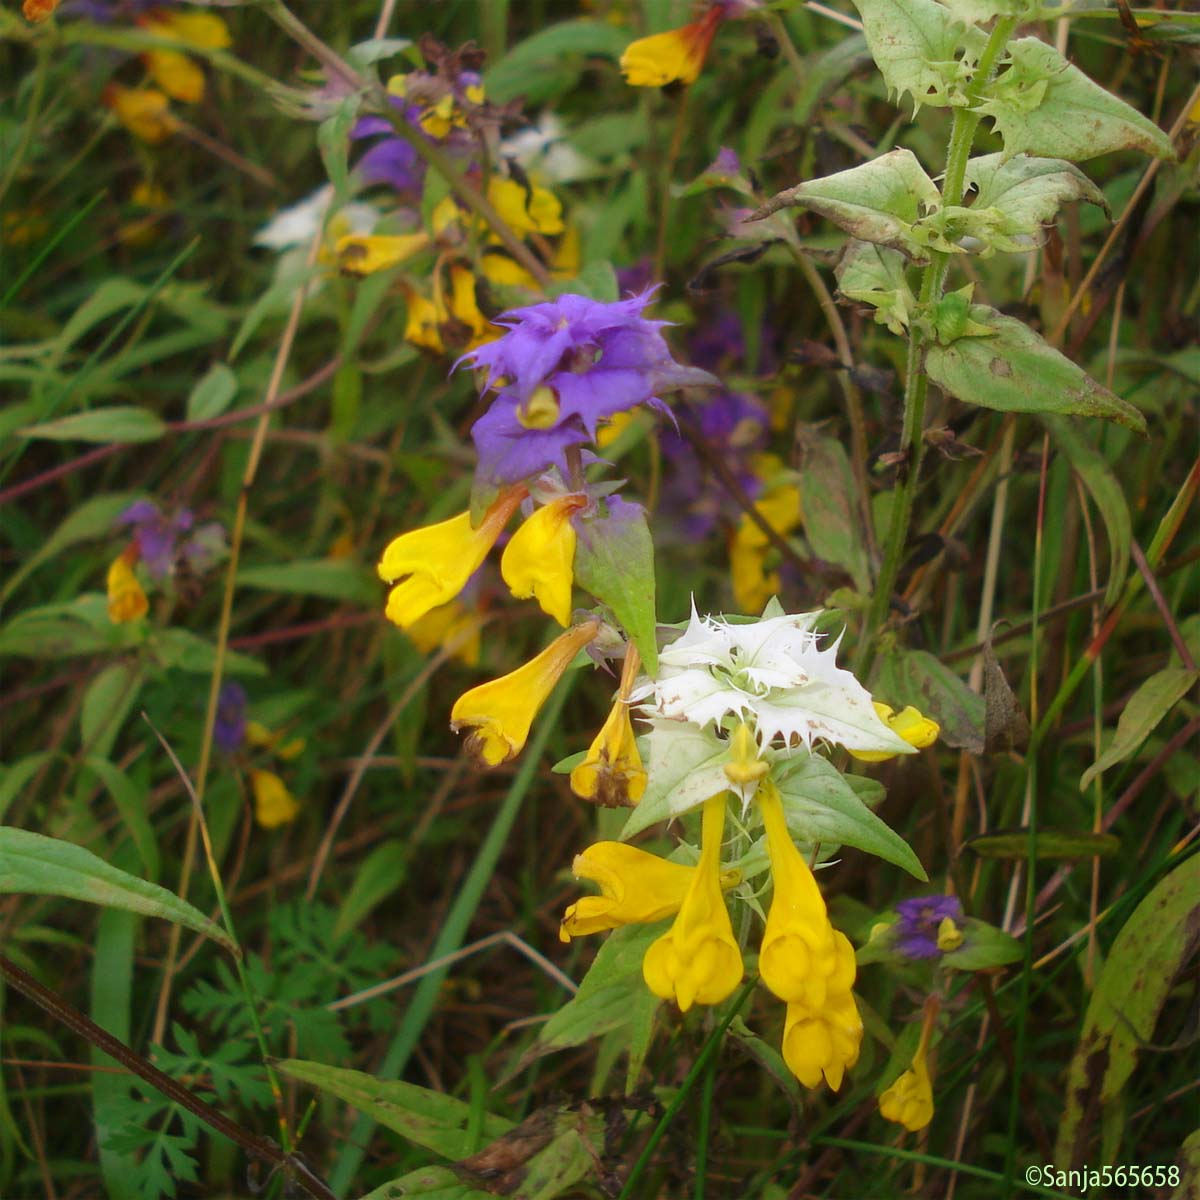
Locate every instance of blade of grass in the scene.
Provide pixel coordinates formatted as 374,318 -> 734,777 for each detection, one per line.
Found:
328,675 -> 577,1194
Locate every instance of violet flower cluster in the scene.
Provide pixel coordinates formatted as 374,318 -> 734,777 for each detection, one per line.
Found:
461,289 -> 715,490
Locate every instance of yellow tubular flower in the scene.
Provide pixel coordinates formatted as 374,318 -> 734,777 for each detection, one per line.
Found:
447,265 -> 497,349
619,7 -> 722,87
149,10 -> 232,50
730,483 -> 802,612
405,601 -> 483,667
378,488 -> 524,629
782,989 -> 864,1092
879,1018 -> 936,1132
451,620 -> 601,767
642,793 -> 743,1012
104,85 -> 175,144
560,843 -> 698,940
757,778 -> 851,1009
850,701 -> 940,762
250,769 -> 299,830
487,177 -> 565,236
143,49 -> 205,104
403,286 -> 444,353
500,494 -> 586,626
570,698 -> 646,807
936,916 -> 964,952
23,0 -> 61,22
337,232 -> 429,275
106,555 -> 148,624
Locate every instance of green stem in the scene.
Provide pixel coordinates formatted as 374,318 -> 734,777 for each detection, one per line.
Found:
857,18 -> 1016,674
618,978 -> 756,1200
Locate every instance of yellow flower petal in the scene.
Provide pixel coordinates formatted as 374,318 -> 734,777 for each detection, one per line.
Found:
849,702 -> 940,762
104,85 -> 175,144
642,794 -> 743,1011
486,176 -> 564,236
782,989 -> 863,1091
879,1038 -> 934,1132
250,769 -> 299,829
560,842 -> 696,940
23,0 -> 60,23
450,620 -> 600,767
569,697 -> 647,807
337,232 -> 429,275
378,489 -> 524,629
106,555 -> 148,624
758,779 -> 848,1008
144,48 -> 206,104
405,601 -> 483,667
403,287 -> 445,354
619,9 -> 721,88
500,495 -> 585,626
152,11 -> 232,50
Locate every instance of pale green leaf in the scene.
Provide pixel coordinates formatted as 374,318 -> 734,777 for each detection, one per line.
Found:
947,152 -> 1109,254
0,827 -> 234,952
0,754 -> 52,823
82,758 -> 159,881
924,307 -> 1148,433
358,1165 -> 493,1200
1080,667 -> 1199,791
276,1060 -> 513,1160
753,150 -> 946,262
53,279 -> 146,357
940,918 -> 1024,970
940,0 -> 1037,24
80,662 -> 142,757
237,559 -> 377,605
484,20 -> 629,104
620,723 -> 728,838
835,240 -> 917,335
979,39 -> 1175,162
848,0 -> 983,110
153,629 -> 267,677
18,407 -> 166,444
965,829 -> 1120,859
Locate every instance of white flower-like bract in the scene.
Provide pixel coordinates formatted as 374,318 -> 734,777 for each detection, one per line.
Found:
643,605 -> 913,758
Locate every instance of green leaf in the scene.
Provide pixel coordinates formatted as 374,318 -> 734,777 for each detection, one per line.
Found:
1042,414 -> 1131,607
236,559 -> 377,605
53,278 -> 147,357
774,755 -> 928,880
924,307 -> 1148,433
0,827 -> 234,952
80,662 -> 142,758
939,0 -> 1036,24
0,754 -> 52,822
359,1165 -> 494,1200
979,39 -> 1175,163
1056,854 -> 1200,1167
515,923 -> 661,1074
951,153 -> 1110,254
753,150 -> 946,262
276,1060 -> 513,1160
334,840 -> 409,940
848,0 -> 982,110
964,829 -> 1121,859
484,20 -> 629,104
571,499 -> 658,674
17,406 -> 166,444
185,363 -> 238,422
1,492 -> 142,605
796,430 -> 871,592
941,917 -> 1024,970
621,723 -> 728,838
1080,667 -> 1199,791
875,646 -> 985,754
83,758 -> 159,881
0,598 -> 122,661
318,95 -> 360,208
835,240 -> 917,335
152,629 -> 266,677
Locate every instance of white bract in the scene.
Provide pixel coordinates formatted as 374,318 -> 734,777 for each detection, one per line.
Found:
643,605 -> 913,758
253,185 -> 380,251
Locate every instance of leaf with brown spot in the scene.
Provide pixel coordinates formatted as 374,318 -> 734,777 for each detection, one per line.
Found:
1056,855 -> 1200,1169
